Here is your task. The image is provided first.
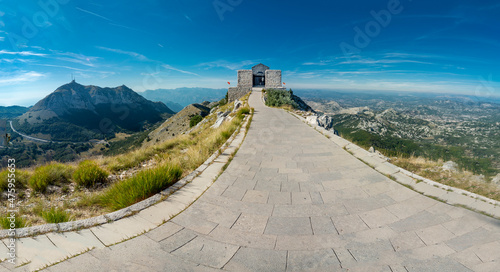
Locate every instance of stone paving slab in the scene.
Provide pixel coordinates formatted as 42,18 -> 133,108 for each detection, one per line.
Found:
170,236 -> 239,268
208,225 -> 277,249
286,249 -> 342,272
46,229 -> 105,254
89,215 -> 157,246
39,89 -> 500,272
223,247 -> 287,272
16,235 -> 71,270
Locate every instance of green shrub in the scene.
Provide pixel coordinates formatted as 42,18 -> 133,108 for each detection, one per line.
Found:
238,107 -> 250,115
40,207 -> 71,223
73,160 -> 108,188
265,89 -> 298,108
0,214 -> 26,229
190,115 -> 203,127
0,169 -> 30,191
221,130 -> 233,140
219,92 -> 228,106
100,164 -> 182,210
29,162 -> 73,192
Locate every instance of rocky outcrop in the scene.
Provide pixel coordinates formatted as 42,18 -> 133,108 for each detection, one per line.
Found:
15,81 -> 175,141
22,81 -> 173,124
291,94 -> 314,112
317,115 -> 334,130
492,174 -> 500,185
144,103 -> 209,147
442,161 -> 458,172
212,110 -> 231,129
306,114 -> 335,131
233,100 -> 243,112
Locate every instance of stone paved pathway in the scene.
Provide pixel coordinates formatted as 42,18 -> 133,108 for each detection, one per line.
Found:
44,90 -> 500,272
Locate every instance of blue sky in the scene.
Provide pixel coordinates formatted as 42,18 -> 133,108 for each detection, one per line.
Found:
1,0 -> 499,106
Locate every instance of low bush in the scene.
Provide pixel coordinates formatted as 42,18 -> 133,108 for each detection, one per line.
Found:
73,160 -> 109,188
237,107 -> 251,117
0,215 -> 26,229
99,163 -> 182,210
264,89 -> 298,108
29,162 -> 73,192
40,207 -> 71,223
219,92 -> 228,106
0,169 -> 30,191
104,134 -> 192,172
190,115 -> 203,127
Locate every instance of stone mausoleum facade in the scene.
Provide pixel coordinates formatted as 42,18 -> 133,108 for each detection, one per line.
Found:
228,64 -> 286,102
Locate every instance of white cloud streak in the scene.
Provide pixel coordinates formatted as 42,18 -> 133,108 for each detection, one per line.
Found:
198,60 -> 256,70
96,46 -> 149,61
96,46 -> 198,76
0,50 -> 47,57
162,64 -> 199,76
75,7 -> 114,22
0,71 -> 46,86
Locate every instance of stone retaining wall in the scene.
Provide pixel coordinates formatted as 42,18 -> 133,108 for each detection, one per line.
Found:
265,70 -> 282,88
228,87 -> 250,102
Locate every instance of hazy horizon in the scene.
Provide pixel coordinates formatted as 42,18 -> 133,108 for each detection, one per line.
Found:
1,0 -> 499,106
4,83 -> 500,108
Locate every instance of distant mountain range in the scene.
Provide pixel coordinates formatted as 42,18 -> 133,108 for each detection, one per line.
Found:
14,81 -> 174,141
140,87 -> 227,112
0,106 -> 29,119
305,92 -> 500,175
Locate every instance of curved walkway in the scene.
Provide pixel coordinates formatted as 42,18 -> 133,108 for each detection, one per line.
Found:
45,90 -> 500,272
9,121 -> 106,145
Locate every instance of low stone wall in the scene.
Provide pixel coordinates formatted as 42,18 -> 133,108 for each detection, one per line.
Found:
228,87 -> 250,102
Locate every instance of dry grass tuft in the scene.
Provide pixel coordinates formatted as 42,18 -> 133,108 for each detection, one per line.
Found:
393,156 -> 500,201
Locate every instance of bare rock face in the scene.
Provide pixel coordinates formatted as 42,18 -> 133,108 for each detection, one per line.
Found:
212,110 -> 231,129
144,103 -> 210,147
305,114 -> 335,131
492,174 -> 500,185
291,93 -> 315,112
317,115 -> 334,130
233,100 -> 243,112
19,81 -> 173,125
442,161 -> 458,172
305,115 -> 319,126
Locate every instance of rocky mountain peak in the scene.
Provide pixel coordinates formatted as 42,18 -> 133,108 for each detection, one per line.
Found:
17,82 -> 174,139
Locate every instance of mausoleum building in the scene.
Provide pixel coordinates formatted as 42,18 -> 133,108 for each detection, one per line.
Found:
228,64 -> 285,102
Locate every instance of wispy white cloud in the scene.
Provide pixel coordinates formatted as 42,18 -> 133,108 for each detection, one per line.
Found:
96,46 -> 149,61
0,49 -> 100,68
76,7 -> 113,22
162,64 -> 199,76
338,59 -> 434,65
303,54 -> 437,68
96,46 -> 199,76
76,7 -> 141,33
32,64 -> 88,72
0,50 -> 47,57
0,71 -> 46,86
198,60 -> 256,70
109,22 -> 141,32
32,64 -> 116,79
302,61 -> 330,66
0,58 -> 32,64
383,52 -> 440,59
47,50 -> 99,67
